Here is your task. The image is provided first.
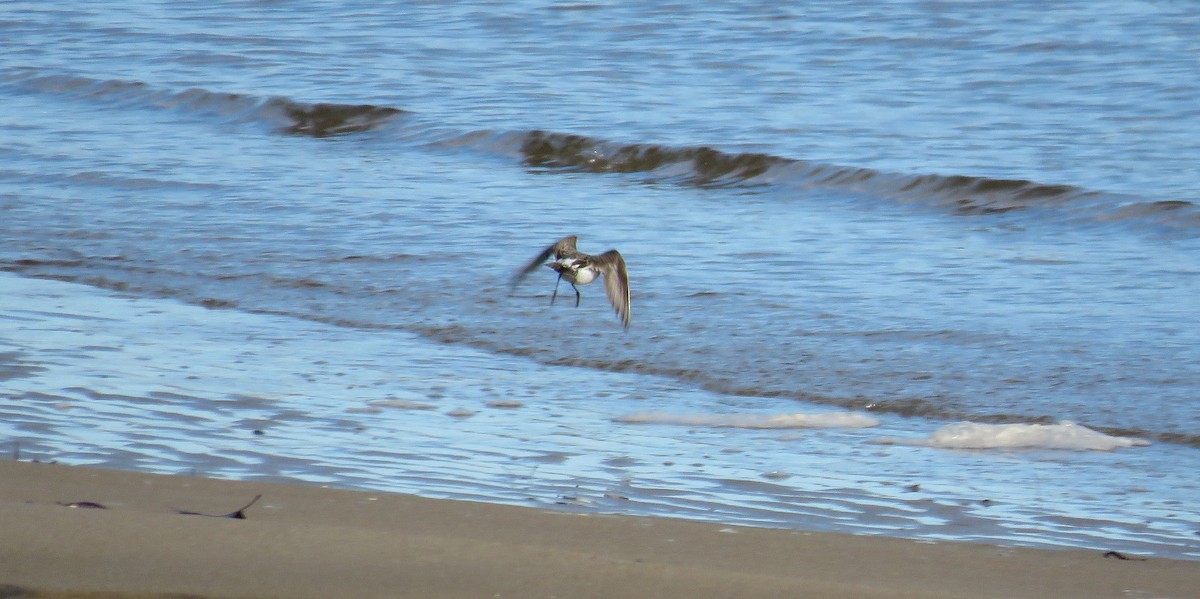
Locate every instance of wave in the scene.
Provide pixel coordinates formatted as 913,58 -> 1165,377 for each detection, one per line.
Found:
506,129 -> 1199,230
4,68 -> 1198,230
1,69 -> 405,137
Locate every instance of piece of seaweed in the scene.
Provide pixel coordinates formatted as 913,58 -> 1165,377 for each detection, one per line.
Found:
173,494 -> 262,519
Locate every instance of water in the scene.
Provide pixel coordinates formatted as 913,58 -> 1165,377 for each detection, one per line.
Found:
2,0 -> 1198,558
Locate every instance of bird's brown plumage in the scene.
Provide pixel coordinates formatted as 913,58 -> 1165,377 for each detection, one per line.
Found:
511,235 -> 630,330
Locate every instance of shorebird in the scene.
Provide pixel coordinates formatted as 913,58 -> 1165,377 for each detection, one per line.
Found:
511,235 -> 631,330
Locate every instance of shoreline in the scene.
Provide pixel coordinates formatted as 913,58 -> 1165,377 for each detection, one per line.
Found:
2,460 -> 1197,599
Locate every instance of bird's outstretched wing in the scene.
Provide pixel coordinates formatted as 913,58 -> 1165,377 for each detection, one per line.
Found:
593,249 -> 631,330
511,236 -> 579,288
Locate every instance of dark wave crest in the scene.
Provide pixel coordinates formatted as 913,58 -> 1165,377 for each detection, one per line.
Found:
5,68 -> 1197,231
275,100 -> 405,137
520,130 -> 786,184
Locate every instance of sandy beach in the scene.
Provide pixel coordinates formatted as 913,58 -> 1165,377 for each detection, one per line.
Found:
1,461 -> 1196,599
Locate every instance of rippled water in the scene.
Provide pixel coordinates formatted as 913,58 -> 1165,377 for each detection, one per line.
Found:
2,0 -> 1198,558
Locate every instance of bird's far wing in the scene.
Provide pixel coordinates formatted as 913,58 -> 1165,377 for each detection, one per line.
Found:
552,235 -> 579,259
510,236 -> 579,288
595,249 -> 631,329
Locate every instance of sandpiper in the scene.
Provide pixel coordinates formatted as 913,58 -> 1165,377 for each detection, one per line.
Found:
511,235 -> 631,330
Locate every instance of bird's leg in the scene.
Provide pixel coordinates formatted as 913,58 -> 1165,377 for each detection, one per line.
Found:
572,283 -> 581,307
550,273 -> 562,305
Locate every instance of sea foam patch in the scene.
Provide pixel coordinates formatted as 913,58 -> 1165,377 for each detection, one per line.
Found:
874,421 -> 1150,451
614,411 -> 879,429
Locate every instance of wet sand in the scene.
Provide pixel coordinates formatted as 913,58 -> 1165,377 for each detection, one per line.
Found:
1,461 -> 1196,599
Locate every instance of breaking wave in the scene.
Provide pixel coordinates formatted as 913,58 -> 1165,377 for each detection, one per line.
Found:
4,67 -> 1196,232
506,129 -> 1198,229
1,69 -> 404,137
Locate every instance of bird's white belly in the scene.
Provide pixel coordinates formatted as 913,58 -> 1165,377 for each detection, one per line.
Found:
569,268 -> 598,285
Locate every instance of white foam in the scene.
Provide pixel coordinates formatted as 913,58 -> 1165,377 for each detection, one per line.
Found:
613,411 -> 879,429
874,421 -> 1150,451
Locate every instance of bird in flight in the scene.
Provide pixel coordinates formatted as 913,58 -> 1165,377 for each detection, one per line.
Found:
511,235 -> 631,330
